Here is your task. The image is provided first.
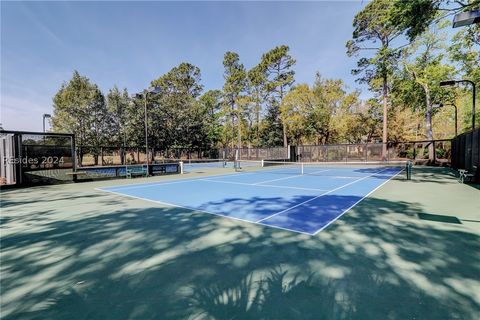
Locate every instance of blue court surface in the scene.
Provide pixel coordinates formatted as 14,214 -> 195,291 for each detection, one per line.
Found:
97,164 -> 404,235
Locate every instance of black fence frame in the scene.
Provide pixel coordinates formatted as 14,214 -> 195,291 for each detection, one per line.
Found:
7,130 -> 478,185
451,128 -> 479,182
0,130 -> 76,186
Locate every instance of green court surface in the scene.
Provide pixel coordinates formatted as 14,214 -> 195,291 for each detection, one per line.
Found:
1,167 -> 479,319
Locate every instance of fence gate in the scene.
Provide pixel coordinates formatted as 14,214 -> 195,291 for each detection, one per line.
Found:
0,133 -> 17,185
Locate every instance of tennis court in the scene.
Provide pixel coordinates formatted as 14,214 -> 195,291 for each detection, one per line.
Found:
2,164 -> 479,319
98,161 -> 406,234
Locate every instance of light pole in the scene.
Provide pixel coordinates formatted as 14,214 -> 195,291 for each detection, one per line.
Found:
237,107 -> 241,152
42,114 -> 51,133
439,103 -> 458,137
440,80 -> 476,130
132,87 -> 161,168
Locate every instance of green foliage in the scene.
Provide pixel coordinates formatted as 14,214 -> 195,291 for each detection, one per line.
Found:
152,62 -> 203,98
449,28 -> 480,84
222,52 -> 247,148
150,62 -> 205,149
398,20 -> 456,157
223,52 -> 247,105
50,9 -> 476,155
390,0 -> 440,41
347,0 -> 403,88
52,71 -> 108,164
259,45 -> 296,147
347,0 -> 405,157
247,64 -> 268,147
106,86 -> 130,145
389,0 -> 480,42
280,84 -> 315,145
279,74 -> 375,146
261,104 -> 284,147
261,45 -> 296,100
199,90 -> 224,148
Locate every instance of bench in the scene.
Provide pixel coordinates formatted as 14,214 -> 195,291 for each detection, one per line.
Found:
458,165 -> 477,183
126,166 -> 147,179
66,171 -> 87,182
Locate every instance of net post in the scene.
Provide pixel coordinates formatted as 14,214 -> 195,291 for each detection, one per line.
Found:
365,142 -> 368,162
179,161 -> 184,174
301,163 -> 304,175
406,160 -> 412,180
261,159 -> 264,167
71,135 -> 77,173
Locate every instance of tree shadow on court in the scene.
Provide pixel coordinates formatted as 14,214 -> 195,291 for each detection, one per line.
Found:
1,184 -> 479,319
0,187 -> 105,208
406,166 -> 462,184
188,267 -> 337,319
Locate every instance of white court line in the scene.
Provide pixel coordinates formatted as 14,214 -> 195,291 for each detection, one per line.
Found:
311,168 -> 404,235
309,169 -> 333,175
255,167 -> 395,223
251,170 -> 330,185
96,165 -> 403,236
96,188 -> 315,236
199,178 -> 328,192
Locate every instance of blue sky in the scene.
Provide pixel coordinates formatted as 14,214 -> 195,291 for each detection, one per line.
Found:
1,1 -> 369,131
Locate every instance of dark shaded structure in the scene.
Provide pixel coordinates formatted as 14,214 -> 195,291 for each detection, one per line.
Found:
0,130 -> 76,186
451,128 -> 480,182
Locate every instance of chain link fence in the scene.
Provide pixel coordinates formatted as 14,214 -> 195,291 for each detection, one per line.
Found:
297,141 -> 451,163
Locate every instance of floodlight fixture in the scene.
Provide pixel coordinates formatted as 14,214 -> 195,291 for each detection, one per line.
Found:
453,9 -> 480,28
439,80 -> 457,87
43,114 -> 51,133
439,79 -> 476,130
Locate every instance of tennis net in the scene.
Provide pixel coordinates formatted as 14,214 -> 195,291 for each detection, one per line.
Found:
234,159 -> 411,178
179,158 -> 233,173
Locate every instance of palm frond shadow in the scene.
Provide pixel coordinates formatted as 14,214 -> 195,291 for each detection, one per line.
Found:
188,268 -> 336,320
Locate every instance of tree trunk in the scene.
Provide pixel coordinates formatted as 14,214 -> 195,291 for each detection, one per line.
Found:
382,74 -> 389,160
79,147 -> 84,167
